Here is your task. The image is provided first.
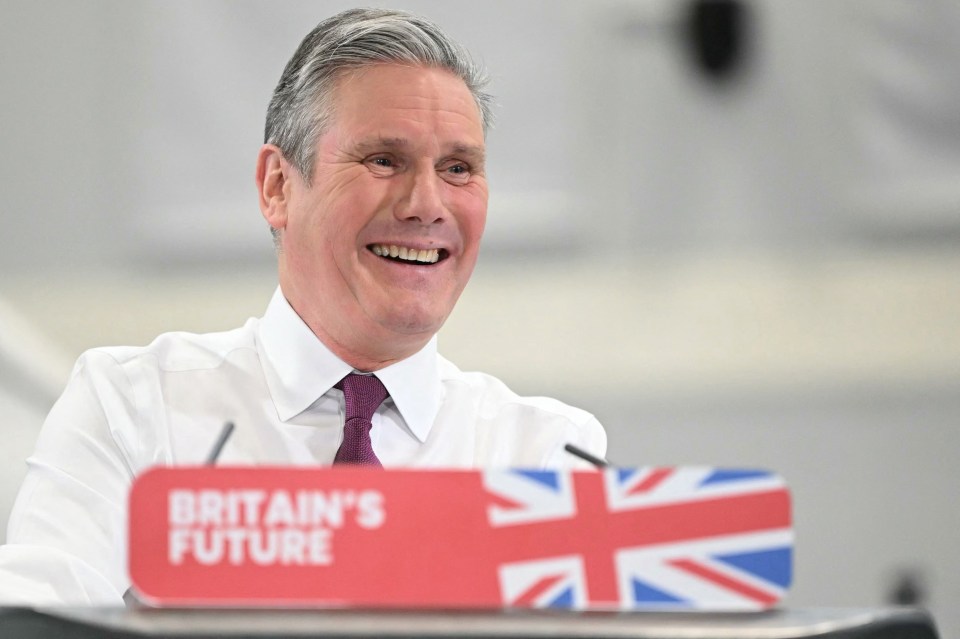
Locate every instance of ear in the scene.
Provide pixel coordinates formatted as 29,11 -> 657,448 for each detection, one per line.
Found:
256,144 -> 292,233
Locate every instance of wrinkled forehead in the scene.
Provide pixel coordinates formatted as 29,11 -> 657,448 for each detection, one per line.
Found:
325,63 -> 485,139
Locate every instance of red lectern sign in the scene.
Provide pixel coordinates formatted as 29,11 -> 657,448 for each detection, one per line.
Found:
129,467 -> 792,610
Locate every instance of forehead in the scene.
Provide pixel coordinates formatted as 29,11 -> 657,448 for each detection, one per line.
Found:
325,64 -> 484,147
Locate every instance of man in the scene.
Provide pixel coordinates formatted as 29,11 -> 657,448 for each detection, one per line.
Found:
0,8 -> 606,604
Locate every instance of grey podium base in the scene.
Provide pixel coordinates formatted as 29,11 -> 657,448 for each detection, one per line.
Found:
0,606 -> 938,639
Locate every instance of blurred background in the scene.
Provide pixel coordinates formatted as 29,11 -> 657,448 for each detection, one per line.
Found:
1,0 -> 958,632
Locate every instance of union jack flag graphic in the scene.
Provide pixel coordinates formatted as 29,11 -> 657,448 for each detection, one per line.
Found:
484,467 -> 792,611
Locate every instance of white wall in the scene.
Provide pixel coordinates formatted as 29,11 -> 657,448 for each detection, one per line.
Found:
2,1 -> 958,634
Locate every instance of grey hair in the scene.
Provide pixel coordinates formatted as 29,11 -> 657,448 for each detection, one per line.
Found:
265,8 -> 494,183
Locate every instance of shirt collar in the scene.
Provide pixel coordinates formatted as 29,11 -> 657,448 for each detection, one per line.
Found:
373,337 -> 441,444
256,287 -> 441,442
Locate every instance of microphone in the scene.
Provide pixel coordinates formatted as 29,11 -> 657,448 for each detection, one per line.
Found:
564,443 -> 610,468
205,422 -> 235,465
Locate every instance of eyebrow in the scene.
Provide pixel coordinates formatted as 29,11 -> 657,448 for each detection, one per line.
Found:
450,143 -> 486,165
354,137 -> 409,153
353,137 -> 486,164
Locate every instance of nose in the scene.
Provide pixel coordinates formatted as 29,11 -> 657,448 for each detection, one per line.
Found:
393,167 -> 448,225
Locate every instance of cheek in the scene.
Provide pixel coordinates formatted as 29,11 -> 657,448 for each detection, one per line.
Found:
307,195 -> 364,250
285,198 -> 343,279
453,190 -> 488,247
332,182 -> 391,236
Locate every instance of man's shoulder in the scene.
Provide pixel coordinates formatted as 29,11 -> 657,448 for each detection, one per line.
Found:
436,355 -> 596,426
436,354 -> 607,464
76,319 -> 260,374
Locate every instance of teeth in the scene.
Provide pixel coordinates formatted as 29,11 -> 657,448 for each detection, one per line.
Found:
371,244 -> 440,264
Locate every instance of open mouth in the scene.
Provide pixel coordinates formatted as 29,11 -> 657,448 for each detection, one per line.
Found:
368,244 -> 448,265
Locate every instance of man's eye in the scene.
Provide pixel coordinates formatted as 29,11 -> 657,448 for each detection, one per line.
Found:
371,157 -> 393,167
440,162 -> 472,184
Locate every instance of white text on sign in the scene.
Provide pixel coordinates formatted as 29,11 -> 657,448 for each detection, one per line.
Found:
167,489 -> 385,566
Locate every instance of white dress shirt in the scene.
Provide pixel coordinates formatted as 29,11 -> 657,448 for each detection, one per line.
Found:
0,288 -> 606,605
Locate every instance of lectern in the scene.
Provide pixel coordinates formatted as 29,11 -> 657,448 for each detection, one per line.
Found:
0,467 -> 940,638
0,606 -> 940,639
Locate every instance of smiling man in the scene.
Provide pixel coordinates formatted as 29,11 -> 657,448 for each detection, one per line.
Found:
0,8 -> 605,604
259,63 -> 488,371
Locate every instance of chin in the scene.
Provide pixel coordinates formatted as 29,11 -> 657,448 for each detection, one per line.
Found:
375,305 -> 448,337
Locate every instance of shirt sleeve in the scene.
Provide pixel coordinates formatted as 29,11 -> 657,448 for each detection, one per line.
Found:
0,351 -> 141,605
545,414 -> 608,470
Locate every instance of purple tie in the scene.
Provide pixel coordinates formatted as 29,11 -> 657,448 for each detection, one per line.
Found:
333,373 -> 388,467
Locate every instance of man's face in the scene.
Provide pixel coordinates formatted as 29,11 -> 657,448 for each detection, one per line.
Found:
276,64 -> 488,359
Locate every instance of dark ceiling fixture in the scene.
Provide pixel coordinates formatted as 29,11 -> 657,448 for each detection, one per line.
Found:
686,0 -> 750,82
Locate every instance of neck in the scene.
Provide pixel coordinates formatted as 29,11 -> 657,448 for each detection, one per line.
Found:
313,325 -> 429,373
280,290 -> 432,373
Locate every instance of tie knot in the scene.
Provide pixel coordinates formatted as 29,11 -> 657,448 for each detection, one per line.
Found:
336,373 -> 389,422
